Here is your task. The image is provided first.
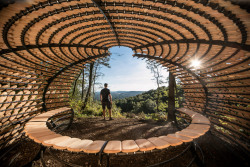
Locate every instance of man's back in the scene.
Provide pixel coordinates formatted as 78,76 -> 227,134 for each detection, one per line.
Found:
100,88 -> 110,102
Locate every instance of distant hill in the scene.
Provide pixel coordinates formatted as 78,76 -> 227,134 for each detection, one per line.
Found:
95,91 -> 145,100
115,86 -> 184,114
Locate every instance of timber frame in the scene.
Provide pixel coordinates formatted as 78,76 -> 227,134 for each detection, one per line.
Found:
0,0 -> 249,154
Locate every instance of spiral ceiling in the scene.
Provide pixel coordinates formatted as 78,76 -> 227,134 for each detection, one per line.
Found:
0,0 -> 249,151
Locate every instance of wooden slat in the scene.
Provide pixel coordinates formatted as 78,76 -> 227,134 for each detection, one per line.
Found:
24,126 -> 49,133
177,108 -> 197,117
121,140 -> 139,153
135,139 -> 156,152
53,138 -> 82,150
103,140 -> 122,154
159,135 -> 183,146
43,136 -> 71,147
187,124 -> 210,132
29,117 -> 49,122
176,131 -> 200,139
26,122 -> 47,125
33,133 -> 62,143
182,128 -> 205,135
192,114 -> 210,125
25,129 -> 51,135
67,139 -> 93,152
147,137 -> 170,149
83,140 -> 106,153
168,134 -> 193,142
28,130 -> 56,140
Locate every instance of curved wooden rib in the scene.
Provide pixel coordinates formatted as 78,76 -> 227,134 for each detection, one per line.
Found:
24,107 -> 210,154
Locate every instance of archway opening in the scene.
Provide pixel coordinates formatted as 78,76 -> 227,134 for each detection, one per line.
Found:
69,45 -> 186,119
98,46 -> 169,91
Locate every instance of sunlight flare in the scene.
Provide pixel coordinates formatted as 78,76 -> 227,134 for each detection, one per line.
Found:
191,59 -> 201,69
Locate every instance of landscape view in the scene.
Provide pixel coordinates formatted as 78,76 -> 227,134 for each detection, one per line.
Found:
69,46 -> 184,120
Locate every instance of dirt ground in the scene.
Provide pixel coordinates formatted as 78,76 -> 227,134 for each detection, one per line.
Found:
1,117 -> 249,167
61,117 -> 179,141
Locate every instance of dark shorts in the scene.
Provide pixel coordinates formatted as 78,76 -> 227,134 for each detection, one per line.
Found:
102,101 -> 112,110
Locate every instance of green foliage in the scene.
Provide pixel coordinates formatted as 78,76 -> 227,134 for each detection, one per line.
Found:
70,81 -> 184,120
83,102 -> 103,116
70,98 -> 101,117
70,98 -> 125,118
125,111 -> 168,121
69,99 -> 84,113
115,86 -> 184,114
142,99 -> 157,113
69,77 -> 85,101
111,103 -> 125,118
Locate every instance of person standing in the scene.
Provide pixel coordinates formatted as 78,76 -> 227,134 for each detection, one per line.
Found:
100,83 -> 112,120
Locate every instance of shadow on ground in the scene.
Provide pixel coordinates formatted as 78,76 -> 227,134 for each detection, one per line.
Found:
0,117 -> 249,167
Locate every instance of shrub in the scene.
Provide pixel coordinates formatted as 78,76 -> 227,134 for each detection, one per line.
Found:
70,99 -> 124,118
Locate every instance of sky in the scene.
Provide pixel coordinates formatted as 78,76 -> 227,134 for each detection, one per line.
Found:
96,46 -> 169,91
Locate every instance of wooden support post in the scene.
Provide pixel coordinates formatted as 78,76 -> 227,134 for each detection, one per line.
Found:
167,72 -> 176,122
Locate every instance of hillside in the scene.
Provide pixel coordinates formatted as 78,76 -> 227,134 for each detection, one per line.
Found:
95,91 -> 145,100
115,86 -> 184,114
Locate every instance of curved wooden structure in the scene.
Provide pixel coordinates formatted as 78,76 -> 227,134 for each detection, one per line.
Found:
0,0 -> 249,153
24,107 -> 210,154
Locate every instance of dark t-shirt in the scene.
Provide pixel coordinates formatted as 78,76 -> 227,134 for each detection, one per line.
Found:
100,88 -> 110,102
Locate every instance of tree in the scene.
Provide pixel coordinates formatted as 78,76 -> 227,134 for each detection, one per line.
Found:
82,62 -> 94,111
175,78 -> 184,108
72,70 -> 82,97
146,61 -> 165,112
143,99 -> 156,114
78,56 -> 111,111
81,69 -> 85,100
167,71 -> 176,122
92,57 -> 110,100
92,63 -> 98,100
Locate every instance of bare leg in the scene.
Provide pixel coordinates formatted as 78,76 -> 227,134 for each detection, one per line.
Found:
103,109 -> 106,120
109,109 -> 112,119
